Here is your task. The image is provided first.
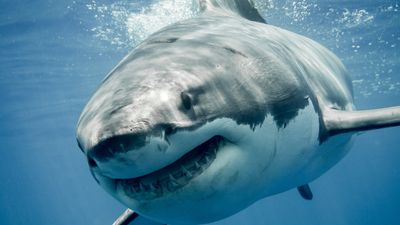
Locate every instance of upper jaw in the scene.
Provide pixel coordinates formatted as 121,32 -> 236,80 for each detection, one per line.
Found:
79,117 -> 239,181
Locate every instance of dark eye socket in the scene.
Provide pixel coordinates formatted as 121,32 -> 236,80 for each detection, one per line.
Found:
180,92 -> 192,110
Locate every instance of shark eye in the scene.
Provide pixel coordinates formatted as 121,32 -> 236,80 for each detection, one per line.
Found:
180,92 -> 192,110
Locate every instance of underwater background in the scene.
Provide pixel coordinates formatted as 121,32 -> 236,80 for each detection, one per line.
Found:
0,0 -> 399,224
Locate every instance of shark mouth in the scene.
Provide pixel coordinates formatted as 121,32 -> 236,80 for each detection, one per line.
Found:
115,135 -> 226,200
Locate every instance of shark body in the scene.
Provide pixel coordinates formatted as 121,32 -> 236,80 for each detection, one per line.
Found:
76,0 -> 400,224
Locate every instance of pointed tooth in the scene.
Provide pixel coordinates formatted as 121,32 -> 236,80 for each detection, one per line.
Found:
138,182 -> 145,191
132,182 -> 140,192
120,143 -> 125,151
181,165 -> 192,177
169,173 -> 177,182
132,187 -> 137,193
151,183 -> 158,190
169,174 -> 181,186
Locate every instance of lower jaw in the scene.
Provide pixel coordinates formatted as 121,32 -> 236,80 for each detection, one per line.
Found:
111,135 -> 226,201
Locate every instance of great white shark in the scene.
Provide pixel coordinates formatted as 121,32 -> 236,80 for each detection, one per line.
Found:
76,0 -> 400,224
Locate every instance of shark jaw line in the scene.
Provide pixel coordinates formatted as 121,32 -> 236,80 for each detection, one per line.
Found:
100,135 -> 228,200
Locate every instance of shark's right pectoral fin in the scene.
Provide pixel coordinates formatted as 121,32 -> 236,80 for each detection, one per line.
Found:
322,106 -> 400,136
113,209 -> 138,225
113,209 -> 166,225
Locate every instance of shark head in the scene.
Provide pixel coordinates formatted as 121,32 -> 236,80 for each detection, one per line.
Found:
76,23 -> 321,223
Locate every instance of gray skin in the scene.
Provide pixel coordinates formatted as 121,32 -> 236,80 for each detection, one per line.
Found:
76,1 -> 400,224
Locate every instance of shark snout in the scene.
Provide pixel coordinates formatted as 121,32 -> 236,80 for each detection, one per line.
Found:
80,123 -> 179,179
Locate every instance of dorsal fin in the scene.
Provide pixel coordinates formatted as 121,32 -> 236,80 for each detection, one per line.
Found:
197,0 -> 266,23
323,106 -> 400,136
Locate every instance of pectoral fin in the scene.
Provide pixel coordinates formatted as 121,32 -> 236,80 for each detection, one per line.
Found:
323,106 -> 400,136
113,209 -> 166,225
297,184 -> 313,200
113,209 -> 138,225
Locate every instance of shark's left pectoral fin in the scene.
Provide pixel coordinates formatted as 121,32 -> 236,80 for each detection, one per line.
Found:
297,184 -> 313,200
113,209 -> 139,225
323,106 -> 400,136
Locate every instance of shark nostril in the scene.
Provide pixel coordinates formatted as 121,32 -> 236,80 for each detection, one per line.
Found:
87,156 -> 98,168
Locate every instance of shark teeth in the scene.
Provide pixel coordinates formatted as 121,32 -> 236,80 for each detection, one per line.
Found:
119,143 -> 125,152
117,135 -> 225,200
181,165 -> 192,177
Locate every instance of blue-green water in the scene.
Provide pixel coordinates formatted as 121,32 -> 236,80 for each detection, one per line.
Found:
0,1 -> 399,224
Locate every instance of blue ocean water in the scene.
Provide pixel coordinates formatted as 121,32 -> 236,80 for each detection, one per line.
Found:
0,0 -> 399,225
